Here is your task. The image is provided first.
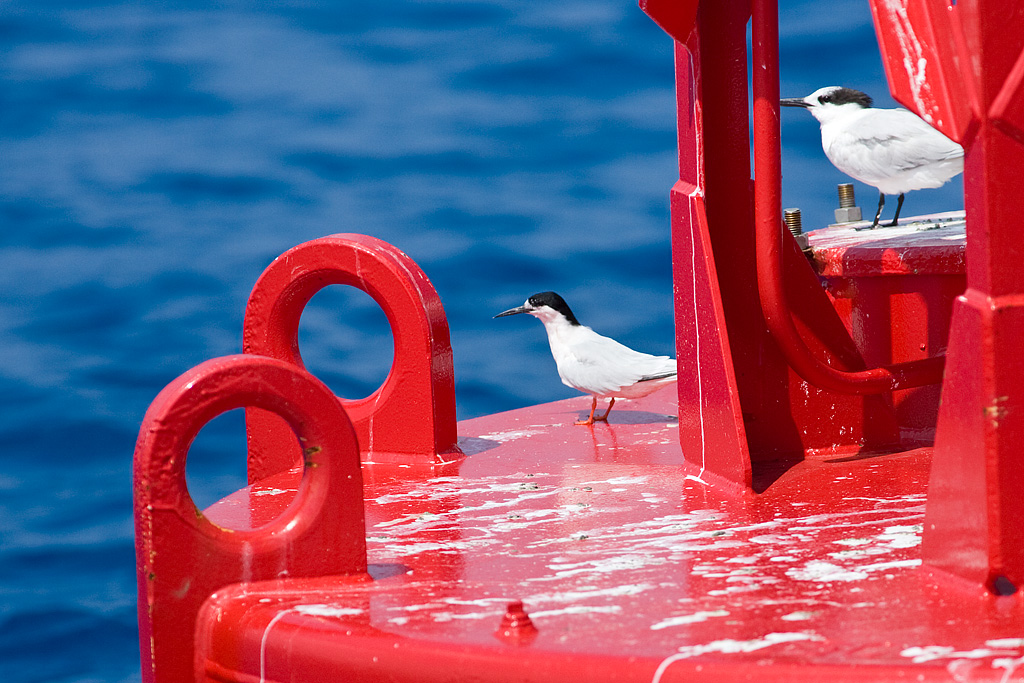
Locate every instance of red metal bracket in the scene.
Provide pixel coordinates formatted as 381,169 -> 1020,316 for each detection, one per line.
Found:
242,234 -> 461,475
132,354 -> 368,683
637,0 -> 698,42
671,188 -> 753,490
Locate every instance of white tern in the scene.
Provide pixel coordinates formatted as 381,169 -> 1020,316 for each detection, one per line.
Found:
495,291 -> 677,425
781,86 -> 963,228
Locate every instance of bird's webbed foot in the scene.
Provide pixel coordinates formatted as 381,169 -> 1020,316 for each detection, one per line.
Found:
575,396 -> 598,426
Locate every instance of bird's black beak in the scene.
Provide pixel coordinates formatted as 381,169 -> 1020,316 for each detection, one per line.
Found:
780,98 -> 810,108
494,305 -> 529,318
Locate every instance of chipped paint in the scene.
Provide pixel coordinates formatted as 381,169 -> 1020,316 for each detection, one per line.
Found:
876,0 -> 949,128
530,605 -> 623,619
988,639 -> 1024,649
252,488 -> 290,497
832,538 -> 871,546
200,424 -> 1024,679
529,583 -> 655,602
787,561 -> 868,582
995,658 -> 1024,682
361,465 -> 934,628
431,611 -> 499,622
542,554 -> 670,579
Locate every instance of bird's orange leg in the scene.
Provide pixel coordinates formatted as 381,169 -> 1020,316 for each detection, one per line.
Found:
575,396 -> 598,425
594,398 -> 616,422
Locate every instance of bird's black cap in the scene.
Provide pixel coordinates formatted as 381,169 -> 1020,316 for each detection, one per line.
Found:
526,291 -> 580,325
815,87 -> 873,108
780,87 -> 873,110
495,291 -> 582,325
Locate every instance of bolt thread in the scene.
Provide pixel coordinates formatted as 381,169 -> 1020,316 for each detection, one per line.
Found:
783,208 -> 803,236
837,183 -> 856,208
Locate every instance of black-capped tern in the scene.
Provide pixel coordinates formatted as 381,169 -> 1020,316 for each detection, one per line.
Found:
781,86 -> 963,228
495,291 -> 677,426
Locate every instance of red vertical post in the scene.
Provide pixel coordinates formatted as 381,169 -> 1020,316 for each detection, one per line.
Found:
869,0 -> 1024,592
918,2 -> 1024,592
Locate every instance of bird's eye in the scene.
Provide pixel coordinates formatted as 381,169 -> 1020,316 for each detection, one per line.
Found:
819,94 -> 832,104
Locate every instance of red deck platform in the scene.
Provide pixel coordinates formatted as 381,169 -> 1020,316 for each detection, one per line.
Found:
194,387 -> 1024,683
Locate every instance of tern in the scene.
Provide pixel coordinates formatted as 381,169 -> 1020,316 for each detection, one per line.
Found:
495,291 -> 677,425
781,86 -> 963,228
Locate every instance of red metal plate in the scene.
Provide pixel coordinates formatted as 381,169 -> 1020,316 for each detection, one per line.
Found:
638,0 -> 699,43
808,213 -> 966,278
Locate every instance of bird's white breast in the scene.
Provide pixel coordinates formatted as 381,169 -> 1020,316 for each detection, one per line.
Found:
542,320 -> 676,398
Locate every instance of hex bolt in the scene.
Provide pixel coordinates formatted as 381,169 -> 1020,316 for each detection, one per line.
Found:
837,183 -> 856,208
784,208 -> 803,236
834,183 -> 863,223
784,208 -> 810,253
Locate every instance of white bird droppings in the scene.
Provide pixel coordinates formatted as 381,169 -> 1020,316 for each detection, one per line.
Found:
293,604 -> 365,617
670,631 -> 824,658
780,611 -> 818,622
650,610 -> 729,630
787,561 -> 868,582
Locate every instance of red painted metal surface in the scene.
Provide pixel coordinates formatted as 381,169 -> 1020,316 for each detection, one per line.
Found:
671,191 -> 751,491
242,233 -> 461,474
190,390 -> 1024,682
132,355 -> 368,683
809,214 -> 967,440
868,0 -> 975,144
866,0 -> 1024,592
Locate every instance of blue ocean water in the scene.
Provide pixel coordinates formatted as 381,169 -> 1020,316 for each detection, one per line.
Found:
0,2 -> 964,681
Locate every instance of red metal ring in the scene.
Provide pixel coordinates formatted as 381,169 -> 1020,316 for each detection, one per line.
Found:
242,234 -> 461,474
133,354 -> 367,683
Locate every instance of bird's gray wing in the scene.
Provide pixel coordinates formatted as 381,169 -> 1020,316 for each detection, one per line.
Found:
561,332 -> 677,395
827,108 -> 963,181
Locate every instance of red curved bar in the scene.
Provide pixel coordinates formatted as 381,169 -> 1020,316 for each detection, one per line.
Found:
750,0 -> 946,395
243,233 -> 461,475
133,354 -> 368,683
